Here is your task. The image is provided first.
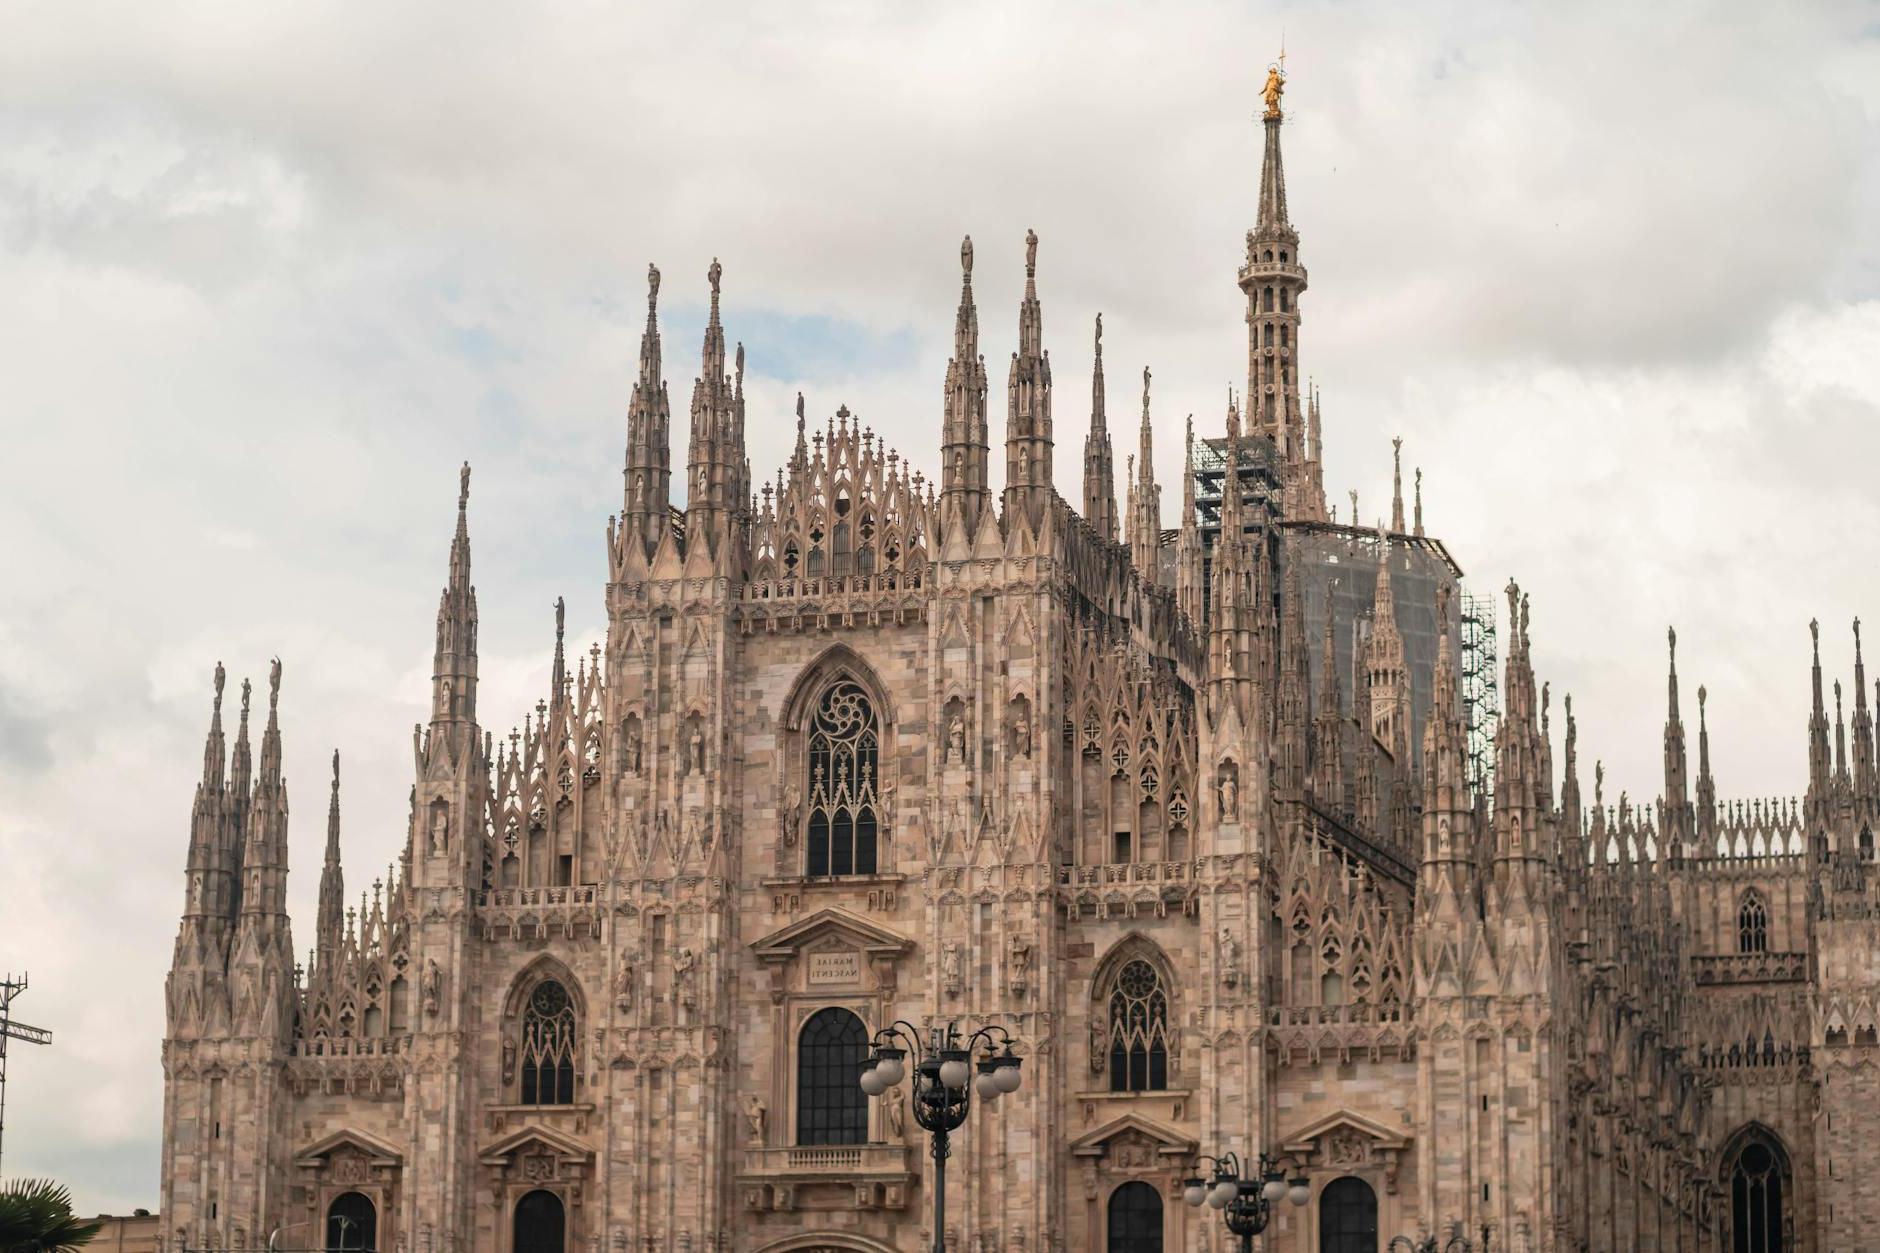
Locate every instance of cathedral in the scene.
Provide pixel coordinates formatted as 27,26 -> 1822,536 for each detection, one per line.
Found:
159,72 -> 1874,1253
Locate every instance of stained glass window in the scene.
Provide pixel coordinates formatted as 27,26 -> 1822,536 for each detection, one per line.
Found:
1107,959 -> 1169,1092
806,680 -> 879,877
1738,893 -> 1769,955
796,1007 -> 868,1145
520,980 -> 577,1105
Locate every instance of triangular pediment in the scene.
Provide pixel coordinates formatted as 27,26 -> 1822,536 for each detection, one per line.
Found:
478,1123 -> 595,1166
1280,1107 -> 1409,1154
1069,1112 -> 1197,1159
295,1127 -> 404,1168
749,907 -> 914,960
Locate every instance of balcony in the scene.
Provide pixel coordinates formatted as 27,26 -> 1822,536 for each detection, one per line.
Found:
1690,950 -> 1807,986
738,1143 -> 914,1212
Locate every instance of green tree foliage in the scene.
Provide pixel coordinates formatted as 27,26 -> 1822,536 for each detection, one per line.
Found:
0,1179 -> 104,1253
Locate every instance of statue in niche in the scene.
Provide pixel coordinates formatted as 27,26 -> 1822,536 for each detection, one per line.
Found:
1009,933 -> 1033,999
688,725 -> 706,776
429,805 -> 448,855
502,1039 -> 517,1085
1219,925 -> 1241,989
421,959 -> 443,1015
674,947 -> 698,1011
942,941 -> 962,994
625,722 -> 643,775
1012,709 -> 1032,759
946,716 -> 966,766
614,954 -> 636,1014
780,782 -> 801,847
742,1095 -> 767,1145
1218,767 -> 1239,823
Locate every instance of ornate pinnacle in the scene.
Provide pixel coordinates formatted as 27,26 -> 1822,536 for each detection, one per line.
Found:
268,657 -> 282,710
458,461 -> 471,513
961,235 -> 973,279
647,262 -> 661,308
1024,229 -> 1038,279
213,661 -> 226,711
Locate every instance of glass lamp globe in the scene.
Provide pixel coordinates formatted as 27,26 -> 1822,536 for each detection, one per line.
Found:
875,1054 -> 906,1086
974,1071 -> 1002,1100
1288,1178 -> 1311,1207
859,1067 -> 886,1097
1182,1180 -> 1208,1208
1262,1176 -> 1288,1203
1208,1179 -> 1235,1208
938,1056 -> 971,1089
994,1060 -> 1022,1093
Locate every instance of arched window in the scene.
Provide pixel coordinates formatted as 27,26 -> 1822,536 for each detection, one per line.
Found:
325,1192 -> 376,1253
806,680 -> 880,877
797,1007 -> 868,1145
1106,1181 -> 1163,1252
1727,1133 -> 1787,1253
1107,959 -> 1170,1092
513,1189 -> 565,1253
1319,1176 -> 1378,1253
520,980 -> 577,1105
1738,892 -> 1769,954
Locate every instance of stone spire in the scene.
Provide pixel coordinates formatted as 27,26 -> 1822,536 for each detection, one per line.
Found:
623,262 -> 672,556
1175,416 -> 1205,623
230,657 -> 294,1037
683,260 -> 750,557
1390,438 -> 1406,535
1413,467 -> 1425,538
1274,557 -> 1311,796
1082,314 -> 1117,542
1854,619 -> 1876,812
431,463 -> 479,730
1420,584 -> 1473,873
940,236 -> 991,540
315,750 -> 344,972
1366,526 -> 1409,754
1807,618 -> 1832,838
1240,65 -> 1311,505
1126,366 -> 1161,577
1003,229 -> 1053,532
1695,684 -> 1716,850
184,663 -> 231,926
1662,628 -> 1692,859
227,675 -> 254,919
1560,692 -> 1584,869
1313,590 -> 1345,810
551,596 -> 568,701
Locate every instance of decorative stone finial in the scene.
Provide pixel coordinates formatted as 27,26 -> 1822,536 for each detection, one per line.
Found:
268,656 -> 282,709
961,235 -> 973,279
1094,312 -> 1102,354
459,461 -> 471,512
1024,229 -> 1037,278
648,263 -> 660,307
213,661 -> 226,711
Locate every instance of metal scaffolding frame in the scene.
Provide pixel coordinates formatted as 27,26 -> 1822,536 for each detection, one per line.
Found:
1459,589 -> 1500,808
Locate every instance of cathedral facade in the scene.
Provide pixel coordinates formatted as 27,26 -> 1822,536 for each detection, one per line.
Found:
159,79 -> 1874,1253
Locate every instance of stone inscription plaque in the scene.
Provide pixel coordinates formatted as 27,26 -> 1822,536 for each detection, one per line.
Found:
808,950 -> 862,986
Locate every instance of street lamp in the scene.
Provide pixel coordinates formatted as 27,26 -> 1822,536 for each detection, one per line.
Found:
1389,1221 -> 1492,1253
1181,1150 -> 1308,1251
861,1020 -> 1023,1253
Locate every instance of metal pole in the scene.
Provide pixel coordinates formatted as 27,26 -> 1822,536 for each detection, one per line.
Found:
931,1124 -> 948,1253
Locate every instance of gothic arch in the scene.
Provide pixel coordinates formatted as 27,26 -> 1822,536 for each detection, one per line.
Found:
1717,1121 -> 1792,1253
752,1237 -> 900,1253
1736,888 -> 1770,954
780,644 -> 898,731
1093,935 -> 1178,1091
501,955 -> 588,1022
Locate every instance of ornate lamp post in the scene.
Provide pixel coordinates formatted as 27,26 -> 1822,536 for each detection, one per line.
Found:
1388,1222 -> 1492,1252
1180,1150 -> 1308,1252
860,1020 -> 1023,1253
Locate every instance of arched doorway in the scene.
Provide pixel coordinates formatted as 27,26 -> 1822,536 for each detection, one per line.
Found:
1319,1176 -> 1378,1253
1724,1127 -> 1790,1253
1106,1180 -> 1163,1253
513,1189 -> 565,1253
325,1192 -> 376,1253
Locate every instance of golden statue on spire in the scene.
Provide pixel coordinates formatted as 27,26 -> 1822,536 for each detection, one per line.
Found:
1262,60 -> 1286,119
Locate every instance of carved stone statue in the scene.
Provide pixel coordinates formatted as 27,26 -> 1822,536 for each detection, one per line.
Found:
1012,711 -> 1032,759
614,955 -> 636,1014
626,723 -> 643,775
781,783 -> 802,847
743,1094 -> 767,1145
942,941 -> 962,994
1219,925 -> 1241,990
421,959 -> 442,1015
1009,933 -> 1033,999
946,716 -> 966,766
674,947 -> 698,1011
429,804 -> 447,855
501,1039 -> 517,1086
1218,770 -> 1239,822
883,1091 -> 906,1140
689,727 -> 706,776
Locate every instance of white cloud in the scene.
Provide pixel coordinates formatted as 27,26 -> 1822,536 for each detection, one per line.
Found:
0,0 -> 1876,1210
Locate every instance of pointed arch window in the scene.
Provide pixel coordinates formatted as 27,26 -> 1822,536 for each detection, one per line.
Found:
1727,1133 -> 1787,1253
806,679 -> 880,877
1107,959 -> 1170,1092
1737,892 -> 1769,955
520,980 -> 577,1105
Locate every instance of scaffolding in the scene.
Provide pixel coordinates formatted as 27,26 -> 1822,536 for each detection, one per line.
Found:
1459,589 -> 1500,808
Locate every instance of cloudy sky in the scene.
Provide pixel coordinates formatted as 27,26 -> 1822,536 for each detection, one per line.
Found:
2,0 -> 1878,1211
